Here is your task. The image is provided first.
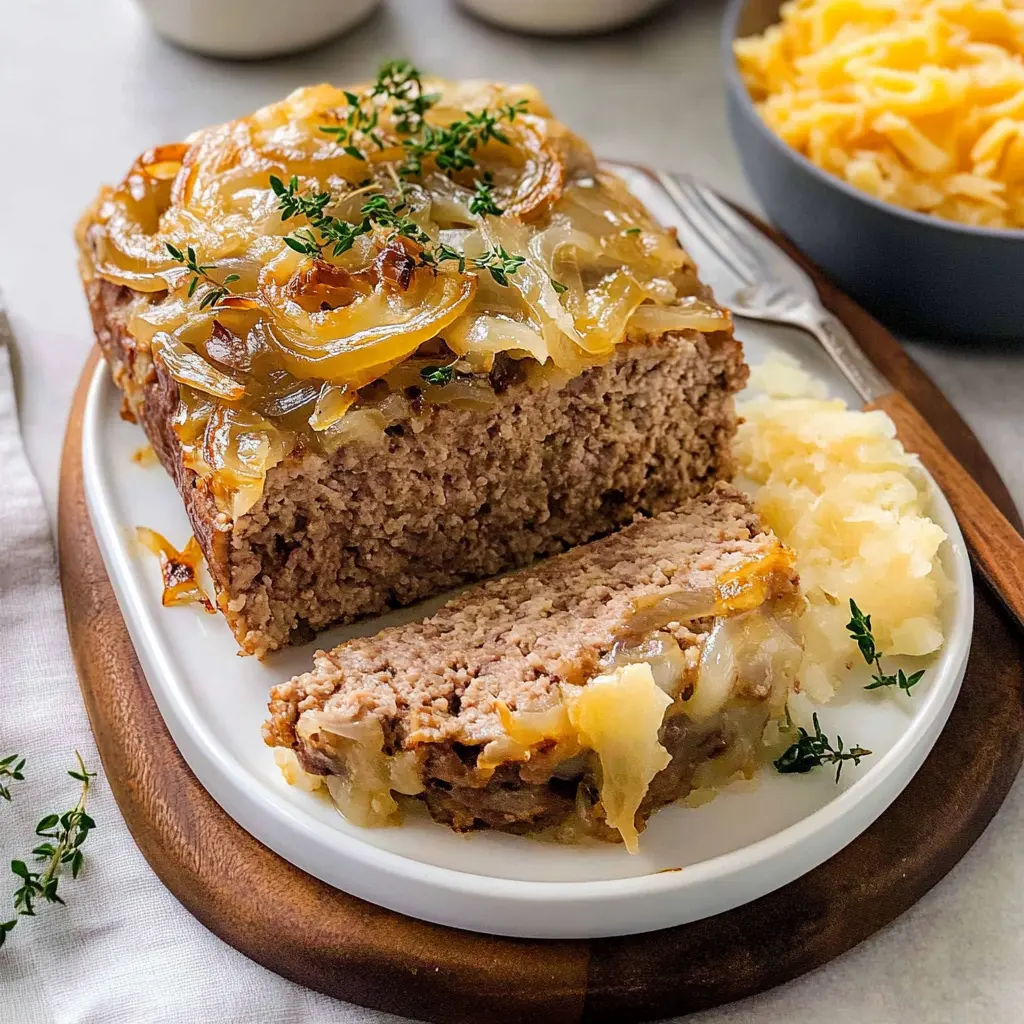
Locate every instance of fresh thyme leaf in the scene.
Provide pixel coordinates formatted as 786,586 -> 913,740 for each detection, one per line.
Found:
373,60 -> 438,135
331,218 -> 377,256
624,226 -> 642,236
271,175 -> 368,257
549,277 -> 568,294
400,98 -> 526,178
359,194 -> 431,244
0,755 -> 25,803
472,245 -> 526,287
284,231 -> 321,256
269,174 -> 332,223
1,754 -> 96,950
845,599 -> 876,664
774,713 -> 872,782
319,124 -> 349,142
420,361 -> 458,386
165,242 -> 238,309
268,177 -> 527,287
420,242 -> 467,272
846,599 -> 924,695
469,172 -> 503,217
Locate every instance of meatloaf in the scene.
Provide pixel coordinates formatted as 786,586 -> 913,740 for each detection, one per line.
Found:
265,485 -> 802,851
77,73 -> 748,657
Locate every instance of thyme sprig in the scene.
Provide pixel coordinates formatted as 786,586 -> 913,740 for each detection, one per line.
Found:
165,244 -> 239,309
469,171 -> 504,217
400,99 -> 528,177
846,599 -> 925,695
317,60 -> 522,176
372,60 -> 439,134
270,179 -> 527,287
472,245 -> 526,286
318,88 -> 384,160
418,241 -> 467,272
774,712 -> 872,782
271,175 -> 367,257
0,755 -> 25,803
0,754 -> 96,949
358,194 -> 432,245
421,243 -> 526,285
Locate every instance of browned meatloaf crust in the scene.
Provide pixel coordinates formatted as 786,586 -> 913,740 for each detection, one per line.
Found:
264,485 -> 800,843
86,277 -> 748,657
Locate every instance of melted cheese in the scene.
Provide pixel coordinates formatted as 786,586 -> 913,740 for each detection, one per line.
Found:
562,664 -> 672,853
712,544 -> 795,616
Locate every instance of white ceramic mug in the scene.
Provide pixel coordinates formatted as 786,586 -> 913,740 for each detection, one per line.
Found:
132,0 -> 380,59
456,0 -> 668,35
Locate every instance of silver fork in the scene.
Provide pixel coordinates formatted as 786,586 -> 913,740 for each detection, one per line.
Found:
657,172 -> 890,404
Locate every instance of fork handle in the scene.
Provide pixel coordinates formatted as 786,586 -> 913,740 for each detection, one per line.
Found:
867,389 -> 1024,632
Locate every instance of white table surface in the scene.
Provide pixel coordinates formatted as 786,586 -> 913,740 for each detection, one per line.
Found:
2,0 -> 1023,1020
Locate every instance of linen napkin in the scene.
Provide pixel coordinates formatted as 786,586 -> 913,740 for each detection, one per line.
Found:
0,339 -> 405,1024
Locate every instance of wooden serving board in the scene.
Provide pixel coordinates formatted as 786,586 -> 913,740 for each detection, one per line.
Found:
58,215 -> 1024,1024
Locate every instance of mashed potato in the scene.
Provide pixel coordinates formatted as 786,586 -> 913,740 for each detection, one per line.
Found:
737,355 -> 948,703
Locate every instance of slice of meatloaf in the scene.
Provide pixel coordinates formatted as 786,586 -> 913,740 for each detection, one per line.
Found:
87,277 -> 747,657
264,484 -> 802,851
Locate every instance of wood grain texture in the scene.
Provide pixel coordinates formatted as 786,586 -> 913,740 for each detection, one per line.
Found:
59,211 -> 1024,1023
868,390 -> 1024,634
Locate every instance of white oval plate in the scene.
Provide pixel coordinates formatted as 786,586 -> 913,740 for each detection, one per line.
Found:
80,168 -> 973,940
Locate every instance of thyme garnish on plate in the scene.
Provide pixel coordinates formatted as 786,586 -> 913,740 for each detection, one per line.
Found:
774,712 -> 872,782
0,755 -> 25,803
165,244 -> 240,309
847,599 -> 926,695
0,754 -> 97,950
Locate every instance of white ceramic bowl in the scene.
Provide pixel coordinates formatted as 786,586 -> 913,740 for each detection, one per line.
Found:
79,164 -> 974,940
132,0 -> 380,59
457,0 -> 667,35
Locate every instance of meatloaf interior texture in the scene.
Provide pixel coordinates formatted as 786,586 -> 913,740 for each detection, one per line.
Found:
87,278 -> 748,657
264,485 -> 802,850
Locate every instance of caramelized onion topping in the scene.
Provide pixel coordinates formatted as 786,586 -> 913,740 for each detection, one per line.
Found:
78,77 -> 732,519
136,527 -> 216,613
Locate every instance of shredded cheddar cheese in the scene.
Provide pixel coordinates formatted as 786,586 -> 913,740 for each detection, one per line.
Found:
735,0 -> 1024,228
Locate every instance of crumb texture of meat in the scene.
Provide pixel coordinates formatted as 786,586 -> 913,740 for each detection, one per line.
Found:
87,277 -> 748,656
264,486 -> 800,842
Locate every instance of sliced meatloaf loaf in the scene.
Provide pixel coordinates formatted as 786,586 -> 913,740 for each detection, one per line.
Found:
77,75 -> 748,657
265,485 -> 802,851
86,278 -> 746,657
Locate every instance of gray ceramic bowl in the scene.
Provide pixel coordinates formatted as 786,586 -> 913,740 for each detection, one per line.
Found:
723,0 -> 1024,340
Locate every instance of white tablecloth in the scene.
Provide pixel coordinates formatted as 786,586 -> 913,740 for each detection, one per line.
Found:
2,1 -> 1024,1021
